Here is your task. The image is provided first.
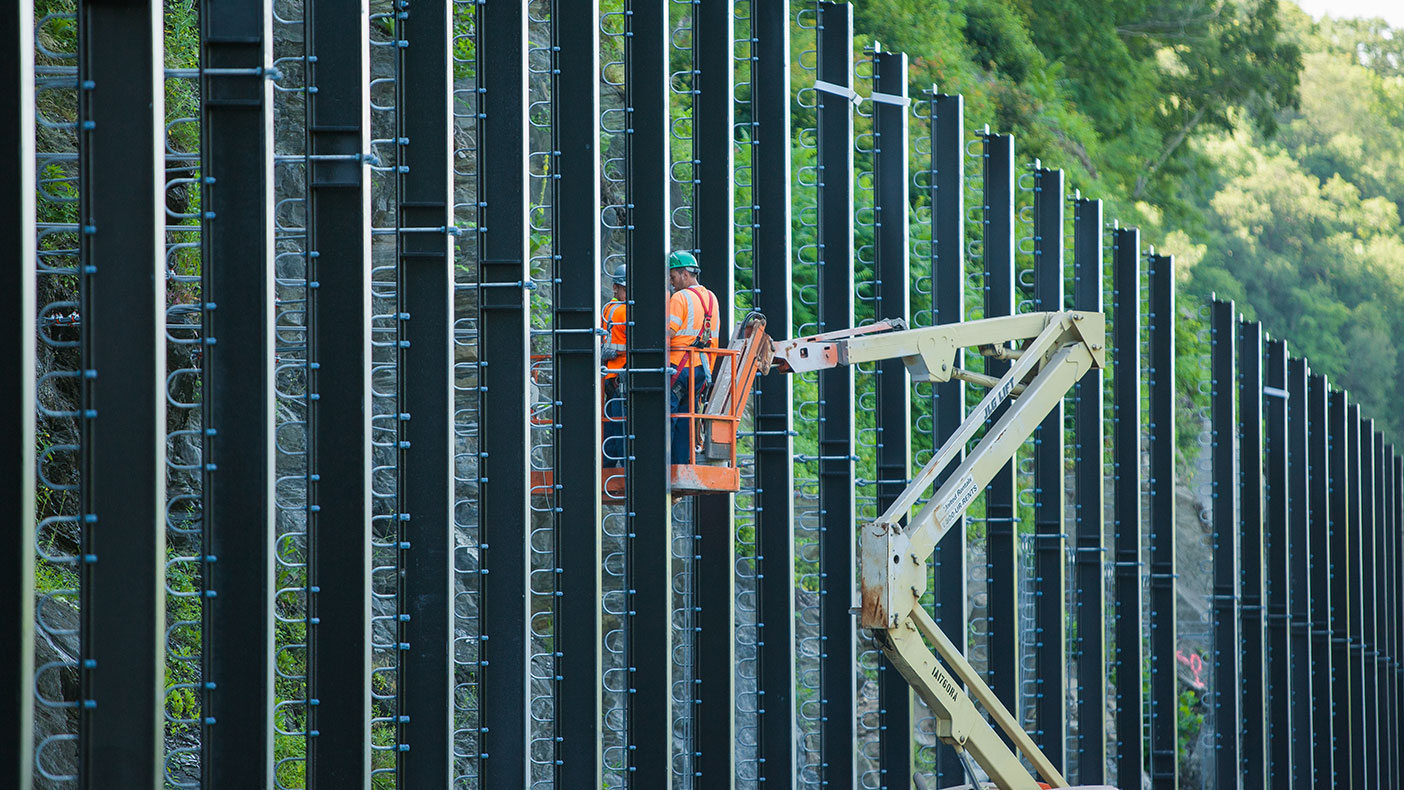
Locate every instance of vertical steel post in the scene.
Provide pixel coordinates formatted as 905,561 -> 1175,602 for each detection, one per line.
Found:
1371,429 -> 1386,789
4,6 -> 35,787
1328,390 -> 1353,787
1309,374 -> 1332,788
1146,253 -> 1177,789
815,5 -> 856,783
76,0 -> 166,785
928,90 -> 968,787
552,0 -> 603,783
981,131 -> 1019,723
476,0 -> 532,784
1287,357 -> 1313,784
1263,339 -> 1291,785
624,0 -> 674,782
304,0 -> 372,782
1110,227 -> 1143,789
694,0 -> 736,780
1070,196 -> 1106,784
395,0 -> 455,783
1351,412 -> 1373,789
1210,300 -> 1241,790
872,48 -> 912,787
751,0 -> 797,782
1396,454 -> 1403,778
1363,425 -> 1380,790
199,1 -> 276,786
1031,166 -> 1066,771
1237,319 -> 1266,790
1347,405 -> 1365,790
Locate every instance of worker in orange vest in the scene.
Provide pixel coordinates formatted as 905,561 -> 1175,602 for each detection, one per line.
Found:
666,250 -> 719,465
600,264 -> 628,465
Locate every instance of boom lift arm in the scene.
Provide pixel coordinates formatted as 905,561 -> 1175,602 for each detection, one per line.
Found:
771,310 -> 1107,790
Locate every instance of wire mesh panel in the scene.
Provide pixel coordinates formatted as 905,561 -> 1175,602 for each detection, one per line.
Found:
448,1 -> 483,784
30,5 -> 86,787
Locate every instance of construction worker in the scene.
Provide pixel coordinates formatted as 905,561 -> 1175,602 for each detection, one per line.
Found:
601,265 -> 628,465
666,250 -> 719,465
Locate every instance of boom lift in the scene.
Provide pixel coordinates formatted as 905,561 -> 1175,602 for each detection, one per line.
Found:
769,310 -> 1109,790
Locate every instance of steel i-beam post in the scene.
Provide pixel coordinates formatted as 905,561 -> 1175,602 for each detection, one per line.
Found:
199,2 -> 276,786
1146,253 -> 1177,789
927,89 -> 968,787
1070,196 -> 1106,784
872,47 -> 913,786
476,0 -> 532,784
624,0 -> 674,782
552,0 -> 603,782
395,0 -> 455,783
1387,443 -> 1400,787
1263,339 -> 1291,785
304,0 -> 373,783
4,6 -> 36,787
815,5 -> 857,783
1287,358 -> 1313,783
1031,166 -> 1067,772
1328,390 -> 1352,787
76,1 -> 166,785
1238,319 -> 1266,790
694,0 -> 736,779
1347,405 -> 1365,789
1110,227 -> 1144,789
1308,374 -> 1332,788
1370,429 -> 1386,788
1363,425 -> 1380,790
1210,300 -> 1241,790
751,0 -> 798,782
981,131 -> 1019,728
1349,412 -> 1372,789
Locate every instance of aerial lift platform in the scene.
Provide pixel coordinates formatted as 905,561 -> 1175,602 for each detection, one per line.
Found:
545,308 -> 1113,787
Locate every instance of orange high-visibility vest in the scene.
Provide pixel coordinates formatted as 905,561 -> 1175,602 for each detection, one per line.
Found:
667,284 -> 719,368
601,299 -> 628,379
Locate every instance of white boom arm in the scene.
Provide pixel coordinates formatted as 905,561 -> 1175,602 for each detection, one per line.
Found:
772,311 -> 1106,790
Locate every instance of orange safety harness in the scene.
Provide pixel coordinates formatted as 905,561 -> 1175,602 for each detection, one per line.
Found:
669,285 -> 717,392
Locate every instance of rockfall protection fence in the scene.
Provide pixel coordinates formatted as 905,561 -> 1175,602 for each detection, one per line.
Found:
9,1 -> 1404,789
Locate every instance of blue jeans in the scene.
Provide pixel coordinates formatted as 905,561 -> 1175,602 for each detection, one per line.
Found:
669,365 -> 702,465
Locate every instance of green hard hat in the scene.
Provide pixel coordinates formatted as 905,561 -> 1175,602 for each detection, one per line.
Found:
668,250 -> 699,270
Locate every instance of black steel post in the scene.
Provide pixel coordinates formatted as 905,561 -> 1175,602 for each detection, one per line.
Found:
395,0 -> 455,784
1070,196 -> 1105,784
552,0 -> 603,783
1263,339 -> 1291,785
76,1 -> 166,785
1328,390 -> 1352,788
1238,319 -> 1266,790
1347,405 -> 1365,790
199,1 -> 276,786
304,0 -> 372,781
1370,429 -> 1386,789
751,0 -> 797,782
1031,166 -> 1066,771
928,90 -> 968,788
1308,374 -> 1332,788
1210,299 -> 1240,790
1359,420 -> 1381,790
624,0 -> 674,782
872,48 -> 912,787
4,6 -> 35,786
694,0 -> 736,779
1110,227 -> 1144,789
982,131 -> 1019,723
1287,357 -> 1313,784
476,0 -> 532,784
815,5 -> 856,783
1146,253 -> 1177,789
